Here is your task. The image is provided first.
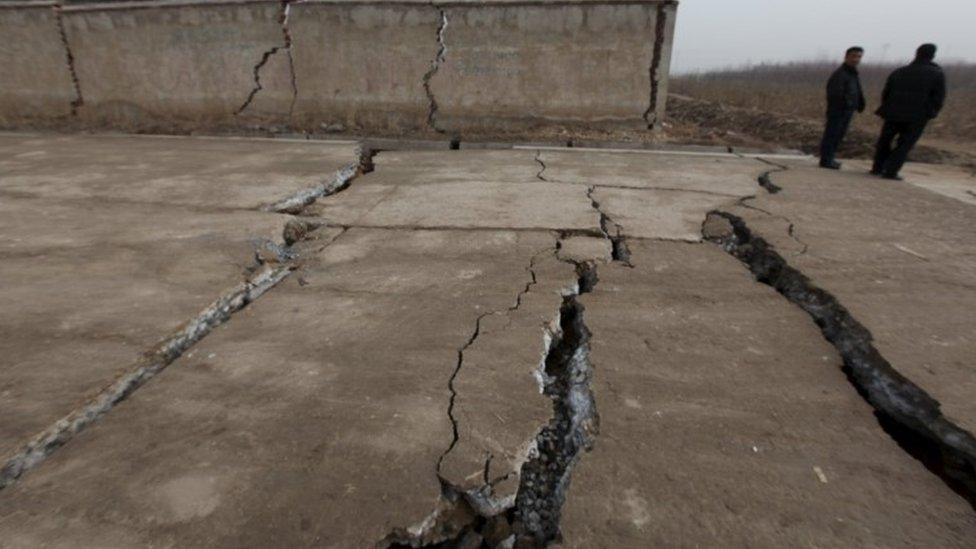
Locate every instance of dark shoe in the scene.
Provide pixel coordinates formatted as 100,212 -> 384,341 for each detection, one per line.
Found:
881,173 -> 904,181
819,160 -> 842,170
870,169 -> 883,176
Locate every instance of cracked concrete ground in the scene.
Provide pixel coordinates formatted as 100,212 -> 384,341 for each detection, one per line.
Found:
1,134 -> 975,546
726,161 -> 976,436
0,134 -> 358,459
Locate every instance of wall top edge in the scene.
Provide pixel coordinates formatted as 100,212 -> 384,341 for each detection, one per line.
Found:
39,0 -> 676,14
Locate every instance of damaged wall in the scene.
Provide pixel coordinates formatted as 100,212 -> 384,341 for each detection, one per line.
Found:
0,2 -> 78,127
0,0 -> 678,136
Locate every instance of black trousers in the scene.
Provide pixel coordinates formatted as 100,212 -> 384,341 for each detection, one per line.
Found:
872,119 -> 928,176
819,110 -> 854,164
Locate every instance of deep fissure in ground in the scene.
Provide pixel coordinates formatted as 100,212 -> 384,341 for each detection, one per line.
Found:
385,257 -> 600,548
703,210 -> 976,508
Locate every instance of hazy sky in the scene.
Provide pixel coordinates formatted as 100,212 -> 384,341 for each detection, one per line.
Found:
672,0 -> 976,72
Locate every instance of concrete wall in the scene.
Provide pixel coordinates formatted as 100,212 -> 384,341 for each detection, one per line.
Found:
0,2 -> 78,127
0,0 -> 677,136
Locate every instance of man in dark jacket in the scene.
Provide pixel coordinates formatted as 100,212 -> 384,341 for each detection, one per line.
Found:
819,47 -> 866,169
872,44 -> 947,180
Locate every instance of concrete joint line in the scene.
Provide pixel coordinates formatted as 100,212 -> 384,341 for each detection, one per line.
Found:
586,186 -> 633,266
52,2 -> 84,115
704,211 -> 976,509
422,7 -> 449,133
235,0 -> 298,117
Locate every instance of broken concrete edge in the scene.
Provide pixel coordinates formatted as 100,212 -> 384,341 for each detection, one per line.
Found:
585,187 -> 634,266
260,144 -> 375,214
703,210 -> 976,508
0,262 -> 292,491
381,246 -> 601,548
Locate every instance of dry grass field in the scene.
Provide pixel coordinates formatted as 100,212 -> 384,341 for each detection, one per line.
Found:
670,62 -> 976,157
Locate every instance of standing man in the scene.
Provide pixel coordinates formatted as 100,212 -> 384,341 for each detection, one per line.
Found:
872,44 -> 947,180
819,47 -> 866,170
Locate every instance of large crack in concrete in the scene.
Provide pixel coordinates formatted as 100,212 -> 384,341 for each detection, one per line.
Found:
755,157 -> 790,194
422,7 -> 448,133
235,0 -> 297,117
703,211 -> 976,508
534,150 -> 548,182
586,186 -> 633,266
641,2 -> 670,129
53,2 -> 84,115
0,262 -> 292,491
509,256 -> 599,547
0,147 -> 370,491
262,145 -> 375,214
382,246 -> 601,548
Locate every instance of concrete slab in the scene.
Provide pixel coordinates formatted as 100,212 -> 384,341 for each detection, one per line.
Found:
846,160 -> 976,206
0,134 -> 359,210
591,186 -> 737,241
729,166 -> 976,436
0,196 -> 288,458
441,252 -> 576,499
1,134 -> 974,547
0,229 -> 576,547
560,242 -> 976,547
366,150 -> 541,185
307,150 -> 600,233
538,149 -> 763,195
0,133 -> 356,459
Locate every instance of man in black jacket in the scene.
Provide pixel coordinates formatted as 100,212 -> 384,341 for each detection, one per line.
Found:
819,46 -> 866,169
872,44 -> 947,180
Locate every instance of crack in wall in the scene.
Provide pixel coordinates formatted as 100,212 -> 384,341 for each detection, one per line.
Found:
53,3 -> 84,115
235,0 -> 297,117
586,186 -> 633,266
703,211 -> 976,508
642,2 -> 670,129
422,8 -> 448,133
